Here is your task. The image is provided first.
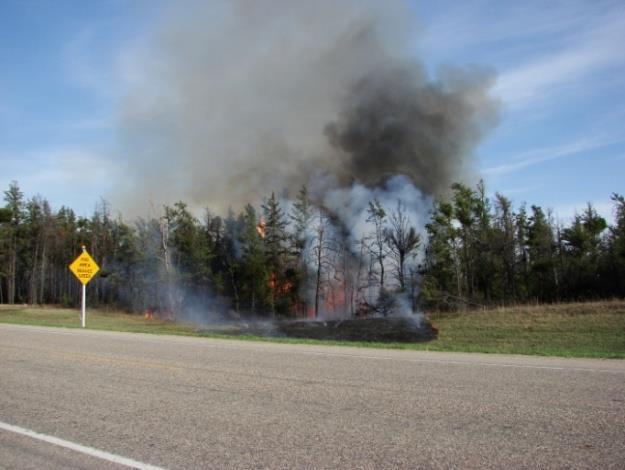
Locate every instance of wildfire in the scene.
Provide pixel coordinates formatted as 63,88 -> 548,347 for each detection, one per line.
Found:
256,217 -> 266,238
268,272 -> 293,295
321,281 -> 348,318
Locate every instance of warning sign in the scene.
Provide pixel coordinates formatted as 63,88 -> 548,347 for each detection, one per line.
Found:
69,249 -> 100,285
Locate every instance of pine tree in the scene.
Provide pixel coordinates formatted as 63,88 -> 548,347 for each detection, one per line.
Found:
290,185 -> 311,256
262,192 -> 290,315
452,183 -> 477,299
240,204 -> 269,314
262,193 -> 288,270
222,208 -> 244,312
422,199 -> 460,309
473,180 -> 496,302
493,193 -> 516,300
3,181 -> 24,303
607,194 -> 625,296
515,204 -> 530,301
527,205 -> 555,301
562,204 -> 607,298
289,185 -> 312,316
310,207 -> 334,318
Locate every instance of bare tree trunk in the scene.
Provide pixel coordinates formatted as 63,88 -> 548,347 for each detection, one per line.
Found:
342,252 -> 351,317
314,239 -> 322,318
312,212 -> 328,319
39,241 -> 47,304
398,252 -> 405,291
354,238 -> 367,316
160,217 -> 177,317
228,267 -> 240,312
8,243 -> 16,304
368,255 -> 375,305
29,243 -> 40,304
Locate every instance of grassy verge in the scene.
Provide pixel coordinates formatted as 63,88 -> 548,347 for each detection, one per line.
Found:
1,302 -> 624,358
0,305 -> 198,336
427,301 -> 625,358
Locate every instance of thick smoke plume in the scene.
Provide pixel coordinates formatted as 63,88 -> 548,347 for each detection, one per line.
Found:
325,64 -> 498,195
114,0 -> 499,214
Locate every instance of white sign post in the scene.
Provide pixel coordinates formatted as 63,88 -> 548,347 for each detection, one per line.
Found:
69,245 -> 100,328
81,283 -> 86,328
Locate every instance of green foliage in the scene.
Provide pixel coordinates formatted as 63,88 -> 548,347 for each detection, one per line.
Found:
608,194 -> 625,296
239,204 -> 269,314
0,179 -> 623,316
527,205 -> 556,301
422,180 -> 618,310
261,192 -> 292,315
0,208 -> 11,223
165,201 -> 213,286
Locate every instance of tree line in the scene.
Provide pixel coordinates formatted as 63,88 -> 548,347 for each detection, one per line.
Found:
1,180 -> 624,317
422,182 -> 625,308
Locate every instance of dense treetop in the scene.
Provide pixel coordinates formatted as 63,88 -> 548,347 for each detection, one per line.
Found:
1,180 -> 623,319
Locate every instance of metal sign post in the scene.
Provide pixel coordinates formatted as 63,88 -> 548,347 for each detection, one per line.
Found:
69,245 -> 100,328
82,283 -> 86,328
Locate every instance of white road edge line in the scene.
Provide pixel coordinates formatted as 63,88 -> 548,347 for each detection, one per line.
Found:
0,421 -> 166,470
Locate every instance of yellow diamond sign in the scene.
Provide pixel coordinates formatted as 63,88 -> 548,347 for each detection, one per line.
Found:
69,249 -> 100,285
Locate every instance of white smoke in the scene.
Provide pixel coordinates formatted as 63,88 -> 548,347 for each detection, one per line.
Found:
113,0 -> 498,216
319,175 -> 431,248
111,0 -> 499,321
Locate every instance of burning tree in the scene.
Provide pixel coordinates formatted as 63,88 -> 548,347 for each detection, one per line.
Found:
310,208 -> 336,318
261,192 -> 292,316
289,185 -> 313,316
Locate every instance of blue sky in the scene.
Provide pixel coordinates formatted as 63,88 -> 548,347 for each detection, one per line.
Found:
1,0 -> 624,223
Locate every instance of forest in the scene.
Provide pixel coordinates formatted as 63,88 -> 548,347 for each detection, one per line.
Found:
1,180 -> 624,318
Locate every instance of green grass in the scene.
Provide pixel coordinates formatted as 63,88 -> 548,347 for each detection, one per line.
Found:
1,301 -> 624,358
426,301 -> 625,358
0,305 -> 198,336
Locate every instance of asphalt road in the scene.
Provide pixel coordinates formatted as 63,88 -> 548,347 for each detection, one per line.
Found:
1,324 -> 624,469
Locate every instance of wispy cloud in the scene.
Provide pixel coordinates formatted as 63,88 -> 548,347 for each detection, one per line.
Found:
482,135 -> 624,176
420,1 -> 594,58
419,1 -> 625,108
495,10 -> 625,107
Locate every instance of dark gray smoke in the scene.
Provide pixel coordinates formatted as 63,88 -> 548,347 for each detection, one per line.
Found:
113,0 -> 499,215
325,64 -> 499,195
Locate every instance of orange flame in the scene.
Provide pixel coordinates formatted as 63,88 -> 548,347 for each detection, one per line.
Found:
319,281 -> 349,318
268,272 -> 293,295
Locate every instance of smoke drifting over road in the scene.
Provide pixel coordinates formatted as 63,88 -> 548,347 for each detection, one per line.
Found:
115,0 -> 499,214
